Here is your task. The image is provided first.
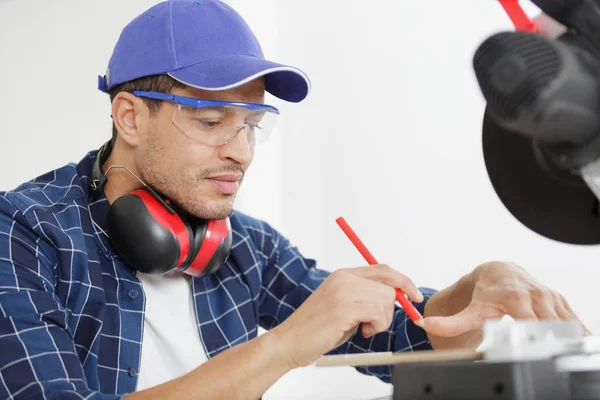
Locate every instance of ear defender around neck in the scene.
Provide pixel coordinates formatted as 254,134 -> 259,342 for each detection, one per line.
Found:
90,141 -> 232,276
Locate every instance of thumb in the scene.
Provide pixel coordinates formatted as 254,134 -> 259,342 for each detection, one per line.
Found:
423,303 -> 487,337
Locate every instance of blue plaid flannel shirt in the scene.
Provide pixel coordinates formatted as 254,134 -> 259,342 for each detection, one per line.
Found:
0,150 -> 435,399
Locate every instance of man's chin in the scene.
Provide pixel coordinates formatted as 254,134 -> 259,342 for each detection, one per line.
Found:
185,202 -> 234,220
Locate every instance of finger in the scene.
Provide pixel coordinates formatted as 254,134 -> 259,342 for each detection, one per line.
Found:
532,302 -> 560,320
335,276 -> 396,338
555,301 -> 576,321
506,307 -> 537,320
361,322 -> 378,339
343,273 -> 397,306
531,292 -> 559,320
346,264 -> 424,303
423,303 -> 490,337
329,270 -> 396,336
346,264 -> 423,302
560,296 -> 581,319
558,297 -> 593,336
356,301 -> 395,338
556,303 -> 592,335
500,291 -> 538,320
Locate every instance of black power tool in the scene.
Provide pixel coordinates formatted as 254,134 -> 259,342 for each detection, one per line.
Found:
473,0 -> 600,244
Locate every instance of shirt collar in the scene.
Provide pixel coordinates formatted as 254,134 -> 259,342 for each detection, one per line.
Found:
77,150 -> 120,260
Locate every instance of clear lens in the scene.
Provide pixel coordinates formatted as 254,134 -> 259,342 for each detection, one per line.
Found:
172,104 -> 278,147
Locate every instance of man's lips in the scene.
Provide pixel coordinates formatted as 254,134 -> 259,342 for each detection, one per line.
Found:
206,174 -> 242,195
206,174 -> 243,182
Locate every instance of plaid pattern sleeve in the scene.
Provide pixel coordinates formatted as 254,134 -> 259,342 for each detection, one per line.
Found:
0,196 -> 122,399
251,219 -> 436,384
0,148 -> 438,396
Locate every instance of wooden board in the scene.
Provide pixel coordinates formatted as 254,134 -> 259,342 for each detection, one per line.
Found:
315,348 -> 483,367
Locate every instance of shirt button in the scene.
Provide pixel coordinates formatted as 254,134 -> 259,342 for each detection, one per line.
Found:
129,367 -> 137,377
128,289 -> 139,299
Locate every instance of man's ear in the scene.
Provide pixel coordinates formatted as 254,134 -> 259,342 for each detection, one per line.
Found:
112,92 -> 144,146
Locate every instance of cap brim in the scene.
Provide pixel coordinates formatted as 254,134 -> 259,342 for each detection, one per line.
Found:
167,54 -> 310,103
482,106 -> 600,245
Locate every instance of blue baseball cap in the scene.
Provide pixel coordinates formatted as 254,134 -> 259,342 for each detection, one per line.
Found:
98,0 -> 310,103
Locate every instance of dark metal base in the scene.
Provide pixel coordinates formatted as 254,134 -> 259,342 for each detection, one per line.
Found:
570,371 -> 600,399
390,359 -> 600,400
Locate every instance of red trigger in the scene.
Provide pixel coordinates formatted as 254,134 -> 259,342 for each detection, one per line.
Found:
498,0 -> 539,33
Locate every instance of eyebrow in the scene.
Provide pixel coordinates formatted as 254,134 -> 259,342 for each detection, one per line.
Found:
192,105 -> 267,118
197,106 -> 228,113
247,109 -> 267,117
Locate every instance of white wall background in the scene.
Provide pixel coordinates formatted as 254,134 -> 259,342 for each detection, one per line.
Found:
1,1 -> 599,399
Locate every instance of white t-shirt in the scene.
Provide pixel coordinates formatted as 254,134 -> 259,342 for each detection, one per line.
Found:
135,270 -> 209,391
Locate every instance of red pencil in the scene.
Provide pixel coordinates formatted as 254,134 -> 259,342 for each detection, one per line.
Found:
335,217 -> 424,328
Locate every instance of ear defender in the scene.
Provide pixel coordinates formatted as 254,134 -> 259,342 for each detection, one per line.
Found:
106,189 -> 232,276
91,141 -> 232,276
183,217 -> 232,276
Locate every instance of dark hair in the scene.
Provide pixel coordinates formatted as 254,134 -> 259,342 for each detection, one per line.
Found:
108,75 -> 187,145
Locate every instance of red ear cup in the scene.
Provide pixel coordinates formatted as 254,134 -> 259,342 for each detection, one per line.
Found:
180,216 -> 208,270
184,218 -> 232,277
106,188 -> 231,277
107,189 -> 191,274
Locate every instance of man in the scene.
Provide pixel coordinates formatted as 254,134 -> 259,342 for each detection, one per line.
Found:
0,1 -> 587,399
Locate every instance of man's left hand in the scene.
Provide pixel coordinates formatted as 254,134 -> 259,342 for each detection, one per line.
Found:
422,261 -> 590,349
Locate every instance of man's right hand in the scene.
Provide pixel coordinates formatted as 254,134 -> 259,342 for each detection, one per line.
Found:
271,264 -> 424,369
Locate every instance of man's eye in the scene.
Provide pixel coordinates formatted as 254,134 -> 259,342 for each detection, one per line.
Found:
198,120 -> 221,129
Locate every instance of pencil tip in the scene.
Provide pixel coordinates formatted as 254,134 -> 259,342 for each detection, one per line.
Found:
414,319 -> 425,329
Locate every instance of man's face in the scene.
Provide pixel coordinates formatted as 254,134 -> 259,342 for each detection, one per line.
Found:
135,78 -> 265,220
